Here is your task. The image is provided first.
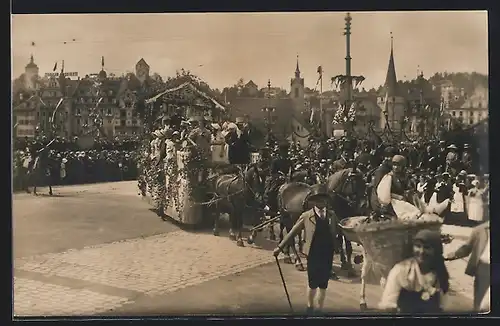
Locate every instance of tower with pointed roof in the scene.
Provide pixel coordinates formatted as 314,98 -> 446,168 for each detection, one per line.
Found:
135,58 -> 150,84
376,34 -> 406,131
290,55 -> 305,114
24,54 -> 39,90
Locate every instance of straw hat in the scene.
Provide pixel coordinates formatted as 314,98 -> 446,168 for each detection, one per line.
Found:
447,144 -> 457,150
235,117 -> 245,123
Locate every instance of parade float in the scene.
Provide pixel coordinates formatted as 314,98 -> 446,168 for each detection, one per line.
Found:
138,70 -> 229,226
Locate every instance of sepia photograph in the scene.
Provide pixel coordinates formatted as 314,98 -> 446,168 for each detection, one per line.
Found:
11,11 -> 489,317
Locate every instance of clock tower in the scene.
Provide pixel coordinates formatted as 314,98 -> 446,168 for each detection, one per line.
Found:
135,58 -> 150,84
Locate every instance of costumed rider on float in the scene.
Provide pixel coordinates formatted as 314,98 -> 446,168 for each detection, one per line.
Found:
263,142 -> 293,241
368,146 -> 398,216
150,124 -> 168,218
186,115 -> 212,182
373,154 -> 435,221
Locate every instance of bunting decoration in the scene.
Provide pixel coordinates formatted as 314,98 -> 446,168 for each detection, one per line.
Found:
332,101 -> 357,125
352,76 -> 365,89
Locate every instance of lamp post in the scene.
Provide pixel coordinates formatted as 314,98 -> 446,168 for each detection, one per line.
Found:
261,79 -> 276,146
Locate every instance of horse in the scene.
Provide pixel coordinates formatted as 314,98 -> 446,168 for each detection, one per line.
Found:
27,153 -> 55,196
326,168 -> 368,275
274,182 -> 323,271
211,164 -> 266,247
290,169 -> 316,185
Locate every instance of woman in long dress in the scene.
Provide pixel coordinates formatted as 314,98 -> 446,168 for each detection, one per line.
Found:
467,180 -> 488,224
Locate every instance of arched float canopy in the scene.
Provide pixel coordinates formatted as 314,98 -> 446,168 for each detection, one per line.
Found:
145,81 -> 227,111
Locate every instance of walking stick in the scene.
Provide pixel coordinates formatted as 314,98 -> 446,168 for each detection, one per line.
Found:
275,256 -> 294,313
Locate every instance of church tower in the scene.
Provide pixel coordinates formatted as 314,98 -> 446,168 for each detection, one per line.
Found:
135,58 -> 150,84
290,55 -> 305,114
24,54 -> 39,91
376,35 -> 406,131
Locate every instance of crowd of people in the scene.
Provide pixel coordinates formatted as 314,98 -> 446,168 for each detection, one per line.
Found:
14,111 -> 490,314
13,137 -> 140,193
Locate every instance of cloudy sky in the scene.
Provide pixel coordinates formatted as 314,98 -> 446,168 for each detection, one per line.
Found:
11,11 -> 488,91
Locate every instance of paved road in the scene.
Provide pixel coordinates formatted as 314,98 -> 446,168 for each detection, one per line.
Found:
13,182 -> 475,316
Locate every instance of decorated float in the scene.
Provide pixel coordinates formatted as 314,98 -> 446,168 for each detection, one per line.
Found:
139,71 -> 229,225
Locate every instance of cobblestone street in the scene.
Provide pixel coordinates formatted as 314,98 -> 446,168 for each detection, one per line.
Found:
13,182 -> 475,316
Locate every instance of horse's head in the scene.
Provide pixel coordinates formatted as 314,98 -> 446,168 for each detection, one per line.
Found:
329,168 -> 367,211
244,165 -> 266,207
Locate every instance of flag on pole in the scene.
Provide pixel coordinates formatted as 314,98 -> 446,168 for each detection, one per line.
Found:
53,61 -> 58,72
101,56 -> 105,68
309,108 -> 316,124
315,66 -> 323,88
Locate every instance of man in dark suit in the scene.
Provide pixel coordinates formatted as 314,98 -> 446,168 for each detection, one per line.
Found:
225,117 -> 252,165
273,184 -> 339,314
444,221 -> 490,312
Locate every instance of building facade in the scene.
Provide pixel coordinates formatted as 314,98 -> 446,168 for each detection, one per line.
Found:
12,56 -> 155,139
446,84 -> 488,127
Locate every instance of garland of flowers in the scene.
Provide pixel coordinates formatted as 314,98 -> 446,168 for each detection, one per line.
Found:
164,150 -> 181,216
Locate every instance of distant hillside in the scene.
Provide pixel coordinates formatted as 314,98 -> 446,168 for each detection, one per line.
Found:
372,71 -> 487,101
427,72 -> 488,95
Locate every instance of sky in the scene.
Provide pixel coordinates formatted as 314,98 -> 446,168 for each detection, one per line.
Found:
11,11 -> 488,91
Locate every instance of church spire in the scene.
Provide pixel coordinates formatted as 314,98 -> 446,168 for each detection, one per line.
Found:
295,54 -> 300,78
26,54 -> 38,69
384,32 -> 399,97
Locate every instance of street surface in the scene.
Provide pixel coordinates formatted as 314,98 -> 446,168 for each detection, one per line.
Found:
13,181 -> 474,316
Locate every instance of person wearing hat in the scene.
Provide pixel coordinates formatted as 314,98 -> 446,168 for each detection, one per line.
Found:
273,184 -> 339,314
330,146 -> 352,174
225,117 -> 252,165
375,154 -> 421,219
466,179 -> 488,225
449,170 -> 468,225
461,144 -> 473,173
444,221 -> 490,312
445,144 -> 459,176
187,115 -> 211,161
368,146 -> 398,214
379,229 -> 450,313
